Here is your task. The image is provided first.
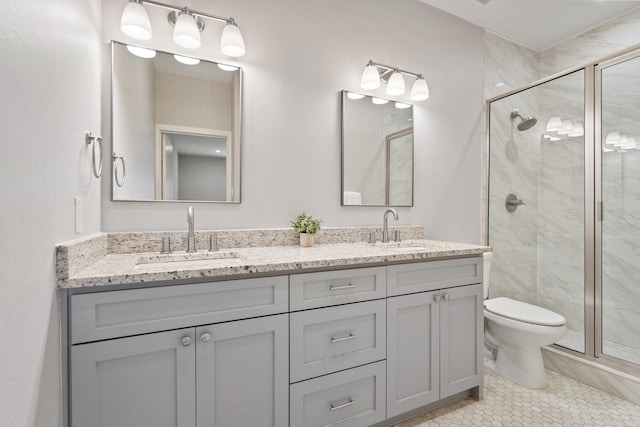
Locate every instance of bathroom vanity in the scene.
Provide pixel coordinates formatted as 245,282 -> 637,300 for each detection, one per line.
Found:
58,231 -> 488,427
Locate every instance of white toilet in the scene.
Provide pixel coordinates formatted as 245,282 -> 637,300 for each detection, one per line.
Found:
482,252 -> 567,389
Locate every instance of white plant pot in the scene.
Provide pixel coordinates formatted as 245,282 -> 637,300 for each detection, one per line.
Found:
299,233 -> 314,247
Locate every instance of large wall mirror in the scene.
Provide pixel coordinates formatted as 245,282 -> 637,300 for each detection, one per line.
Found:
341,91 -> 414,206
111,41 -> 242,202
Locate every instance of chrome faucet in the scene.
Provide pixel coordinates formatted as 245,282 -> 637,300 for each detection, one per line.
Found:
382,208 -> 399,243
187,206 -> 196,253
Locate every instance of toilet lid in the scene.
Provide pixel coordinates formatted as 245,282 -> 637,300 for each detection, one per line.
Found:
484,297 -> 566,326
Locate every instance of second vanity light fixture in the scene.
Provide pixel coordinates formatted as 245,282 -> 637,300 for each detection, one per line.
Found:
120,0 -> 246,57
360,60 -> 429,101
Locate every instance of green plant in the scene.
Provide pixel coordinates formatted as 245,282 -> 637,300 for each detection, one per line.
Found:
291,212 -> 323,236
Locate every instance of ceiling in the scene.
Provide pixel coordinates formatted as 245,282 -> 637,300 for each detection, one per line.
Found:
418,0 -> 640,51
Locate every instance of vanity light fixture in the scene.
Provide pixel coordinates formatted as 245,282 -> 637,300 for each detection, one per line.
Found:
346,92 -> 365,100
126,44 -> 157,58
371,97 -> 389,105
395,102 -> 411,109
546,116 -> 562,132
360,60 -> 429,101
173,54 -> 200,65
120,0 -> 246,57
217,63 -> 238,71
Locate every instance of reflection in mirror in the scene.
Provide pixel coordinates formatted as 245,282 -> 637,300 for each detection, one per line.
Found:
111,41 -> 241,202
342,91 -> 413,206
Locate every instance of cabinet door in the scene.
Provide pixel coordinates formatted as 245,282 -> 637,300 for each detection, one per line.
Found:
70,329 -> 196,427
387,291 -> 440,417
440,283 -> 483,398
196,314 -> 289,427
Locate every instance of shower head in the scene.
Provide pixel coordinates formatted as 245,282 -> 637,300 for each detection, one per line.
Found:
510,111 -> 538,131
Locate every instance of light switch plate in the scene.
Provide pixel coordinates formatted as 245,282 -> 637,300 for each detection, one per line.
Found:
74,197 -> 83,234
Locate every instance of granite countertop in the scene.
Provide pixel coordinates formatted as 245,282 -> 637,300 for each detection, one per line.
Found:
59,239 -> 491,288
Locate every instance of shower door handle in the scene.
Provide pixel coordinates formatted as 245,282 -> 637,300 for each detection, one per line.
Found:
505,193 -> 525,212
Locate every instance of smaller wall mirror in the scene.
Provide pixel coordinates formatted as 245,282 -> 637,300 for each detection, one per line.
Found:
111,41 -> 241,202
341,91 -> 414,206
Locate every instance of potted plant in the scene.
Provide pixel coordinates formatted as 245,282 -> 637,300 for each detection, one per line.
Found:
291,212 -> 323,247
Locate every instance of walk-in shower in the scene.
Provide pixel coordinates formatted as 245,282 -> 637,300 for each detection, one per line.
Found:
487,46 -> 640,374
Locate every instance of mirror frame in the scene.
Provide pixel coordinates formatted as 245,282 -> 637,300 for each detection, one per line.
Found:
110,41 -> 242,203
341,90 -> 414,207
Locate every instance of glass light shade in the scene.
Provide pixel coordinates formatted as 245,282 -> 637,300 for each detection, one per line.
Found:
411,77 -> 429,101
568,122 -> 584,137
618,135 -> 628,147
386,71 -> 405,96
361,65 -> 380,90
558,119 -> 574,135
605,132 -> 620,145
220,23 -> 246,57
126,45 -> 156,58
217,63 -> 238,71
622,137 -> 636,150
121,1 -> 152,40
546,116 -> 562,132
174,55 -> 200,65
347,92 -> 365,100
395,102 -> 411,109
173,12 -> 201,49
371,97 -> 389,105
603,147 -> 615,152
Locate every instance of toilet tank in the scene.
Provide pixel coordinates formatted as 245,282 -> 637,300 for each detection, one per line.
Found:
483,252 -> 492,299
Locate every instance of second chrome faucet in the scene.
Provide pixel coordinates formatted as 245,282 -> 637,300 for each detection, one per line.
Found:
187,206 -> 196,253
382,208 -> 399,243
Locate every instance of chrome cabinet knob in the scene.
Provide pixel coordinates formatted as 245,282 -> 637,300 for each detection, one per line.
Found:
434,295 -> 442,302
200,333 -> 211,343
181,336 -> 192,347
443,293 -> 450,301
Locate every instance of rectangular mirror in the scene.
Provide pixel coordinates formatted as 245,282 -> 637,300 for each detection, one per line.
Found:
111,41 -> 241,202
341,91 -> 414,206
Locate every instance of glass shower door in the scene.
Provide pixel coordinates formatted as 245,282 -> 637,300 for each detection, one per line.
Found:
598,51 -> 640,366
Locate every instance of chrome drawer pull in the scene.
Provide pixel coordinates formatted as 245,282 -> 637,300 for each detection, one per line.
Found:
329,398 -> 358,412
330,333 -> 358,343
329,284 -> 358,291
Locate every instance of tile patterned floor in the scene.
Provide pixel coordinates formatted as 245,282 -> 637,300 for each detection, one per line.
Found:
393,369 -> 640,426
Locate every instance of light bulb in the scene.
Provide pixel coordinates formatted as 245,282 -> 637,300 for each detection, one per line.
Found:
605,132 -> 620,145
361,63 -> 380,90
220,22 -> 246,57
174,55 -> 200,65
371,97 -> 389,105
217,63 -> 238,71
386,70 -> 405,96
546,116 -> 562,132
568,122 -> 584,137
173,11 -> 201,49
121,0 -> 152,40
558,119 -> 573,135
411,75 -> 429,101
347,92 -> 365,100
126,45 -> 156,58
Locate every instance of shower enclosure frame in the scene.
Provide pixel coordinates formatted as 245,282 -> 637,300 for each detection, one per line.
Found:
484,44 -> 640,376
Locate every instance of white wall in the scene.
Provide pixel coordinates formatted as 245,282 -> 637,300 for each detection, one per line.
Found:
101,0 -> 485,243
0,0 -> 102,425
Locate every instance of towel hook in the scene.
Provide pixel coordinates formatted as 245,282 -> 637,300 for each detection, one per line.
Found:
85,131 -> 103,178
113,152 -> 126,187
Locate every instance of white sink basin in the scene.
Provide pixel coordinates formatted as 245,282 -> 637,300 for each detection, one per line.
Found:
134,252 -> 244,269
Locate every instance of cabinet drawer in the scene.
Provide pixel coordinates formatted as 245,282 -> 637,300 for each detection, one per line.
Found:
387,257 -> 482,296
290,300 -> 386,382
290,361 -> 386,427
70,276 -> 288,344
290,267 -> 386,311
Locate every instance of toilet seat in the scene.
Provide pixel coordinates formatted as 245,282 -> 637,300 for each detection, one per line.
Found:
484,297 -> 566,326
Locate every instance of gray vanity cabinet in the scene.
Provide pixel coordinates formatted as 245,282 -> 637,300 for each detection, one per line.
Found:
71,328 -> 197,427
386,259 -> 483,418
195,314 -> 289,427
71,314 -> 288,427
